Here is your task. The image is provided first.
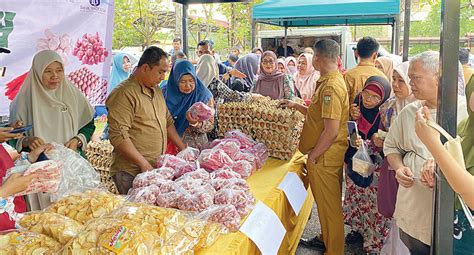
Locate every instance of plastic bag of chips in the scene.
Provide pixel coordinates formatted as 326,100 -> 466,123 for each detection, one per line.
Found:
0,229 -> 62,254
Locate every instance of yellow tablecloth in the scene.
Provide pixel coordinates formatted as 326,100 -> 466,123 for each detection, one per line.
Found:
198,155 -> 313,255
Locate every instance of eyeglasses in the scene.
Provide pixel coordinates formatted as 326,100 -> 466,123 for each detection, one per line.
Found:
361,90 -> 382,103
262,60 -> 275,65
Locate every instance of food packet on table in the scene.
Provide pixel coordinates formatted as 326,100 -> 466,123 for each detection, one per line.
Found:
127,184 -> 160,205
155,190 -> 183,208
61,217 -> 162,255
156,154 -> 196,179
176,146 -> 200,162
47,190 -> 123,224
208,139 -> 241,158
224,129 -> 257,150
210,168 -> 242,180
175,185 -> 216,212
194,222 -> 228,252
352,143 -> 376,178
227,160 -> 254,179
18,211 -> 84,245
198,148 -> 234,172
243,142 -> 269,169
132,169 -> 171,189
175,168 -> 210,182
45,143 -> 102,201
199,204 -> 242,232
0,229 -> 62,254
188,102 -> 215,122
210,177 -> 250,191
214,188 -> 256,216
4,160 -> 61,196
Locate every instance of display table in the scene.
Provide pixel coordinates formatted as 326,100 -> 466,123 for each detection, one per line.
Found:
198,154 -> 313,255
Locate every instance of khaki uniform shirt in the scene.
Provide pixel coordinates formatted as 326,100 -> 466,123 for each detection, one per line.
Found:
106,77 -> 174,176
299,71 -> 349,167
463,65 -> 473,85
344,61 -> 387,103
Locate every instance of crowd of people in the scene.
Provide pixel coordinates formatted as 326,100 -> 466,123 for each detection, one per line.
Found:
0,34 -> 473,255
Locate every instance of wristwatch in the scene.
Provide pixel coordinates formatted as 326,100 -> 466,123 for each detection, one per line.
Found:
74,137 -> 83,148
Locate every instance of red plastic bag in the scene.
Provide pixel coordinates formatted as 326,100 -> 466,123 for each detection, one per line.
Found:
243,143 -> 268,169
208,139 -> 241,159
128,184 -> 160,205
201,204 -> 241,231
176,168 -> 210,182
197,149 -> 234,172
188,102 -> 215,122
214,188 -> 255,216
227,160 -> 253,179
156,155 -> 196,179
210,177 -> 249,191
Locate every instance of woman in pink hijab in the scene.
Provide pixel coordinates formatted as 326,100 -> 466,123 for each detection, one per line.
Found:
294,53 -> 320,103
252,51 -> 294,100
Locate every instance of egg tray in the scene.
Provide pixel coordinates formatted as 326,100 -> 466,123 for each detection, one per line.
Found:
85,140 -> 118,194
217,97 -> 304,160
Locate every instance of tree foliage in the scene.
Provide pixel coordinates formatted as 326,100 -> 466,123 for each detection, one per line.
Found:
113,0 -> 166,50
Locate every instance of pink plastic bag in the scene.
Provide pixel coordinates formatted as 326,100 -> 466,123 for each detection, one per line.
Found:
188,102 -> 215,122
227,160 -> 253,179
208,139 -> 241,158
198,149 -> 234,172
155,191 -> 182,208
224,130 -> 256,150
128,184 -> 160,205
176,185 -> 216,212
214,188 -> 255,216
210,169 -> 242,180
201,204 -> 241,231
176,147 -> 200,162
132,170 -> 167,189
176,168 -> 210,182
210,177 -> 249,191
243,143 -> 268,169
156,155 -> 196,179
5,160 -> 61,196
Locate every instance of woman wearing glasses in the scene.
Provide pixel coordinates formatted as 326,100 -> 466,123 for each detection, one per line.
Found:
343,76 -> 393,254
251,51 -> 294,100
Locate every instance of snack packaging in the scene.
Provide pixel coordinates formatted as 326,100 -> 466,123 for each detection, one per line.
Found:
199,204 -> 241,231
4,160 -> 61,196
176,147 -> 200,162
0,229 -> 62,254
156,154 -> 196,179
188,102 -> 215,122
198,149 -> 234,172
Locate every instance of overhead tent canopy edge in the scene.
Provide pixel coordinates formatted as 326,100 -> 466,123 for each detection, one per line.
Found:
252,0 -> 401,27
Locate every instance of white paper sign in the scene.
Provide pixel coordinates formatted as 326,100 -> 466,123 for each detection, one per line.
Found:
278,172 -> 307,216
240,201 -> 286,255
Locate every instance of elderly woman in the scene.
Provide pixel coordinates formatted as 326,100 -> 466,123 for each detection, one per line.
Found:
294,53 -> 320,103
9,50 -> 95,210
251,51 -> 293,100
383,51 -> 466,254
165,60 -> 214,150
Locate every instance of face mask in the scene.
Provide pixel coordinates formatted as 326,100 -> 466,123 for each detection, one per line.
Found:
288,66 -> 297,74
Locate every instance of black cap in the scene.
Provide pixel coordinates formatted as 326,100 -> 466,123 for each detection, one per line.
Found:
0,47 -> 11,54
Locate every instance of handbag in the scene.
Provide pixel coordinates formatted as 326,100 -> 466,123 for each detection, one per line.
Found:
426,120 -> 466,169
377,159 -> 398,218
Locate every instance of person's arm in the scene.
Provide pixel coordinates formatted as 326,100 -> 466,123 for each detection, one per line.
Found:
307,119 -> 339,164
279,99 -> 308,115
469,91 -> 474,112
416,106 -> 474,208
107,89 -> 153,172
65,119 -> 96,152
384,114 -> 415,188
0,173 -> 37,198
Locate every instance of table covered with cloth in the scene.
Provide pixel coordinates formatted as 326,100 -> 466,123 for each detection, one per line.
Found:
198,153 -> 313,255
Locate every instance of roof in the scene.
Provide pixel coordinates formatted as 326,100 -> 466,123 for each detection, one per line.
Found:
173,0 -> 251,4
253,0 -> 401,27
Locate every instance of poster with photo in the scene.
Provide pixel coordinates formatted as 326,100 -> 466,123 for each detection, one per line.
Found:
0,0 -> 114,116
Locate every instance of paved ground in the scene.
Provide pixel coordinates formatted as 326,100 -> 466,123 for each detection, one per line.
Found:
295,203 -> 366,255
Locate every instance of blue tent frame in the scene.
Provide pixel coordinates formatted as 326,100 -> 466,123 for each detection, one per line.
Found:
252,0 -> 400,27
251,0 -> 401,55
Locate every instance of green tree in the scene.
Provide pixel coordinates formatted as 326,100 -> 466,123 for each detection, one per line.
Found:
410,0 -> 473,54
113,0 -> 166,50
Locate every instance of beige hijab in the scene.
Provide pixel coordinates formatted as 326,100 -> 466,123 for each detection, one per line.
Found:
196,54 -> 219,87
393,62 -> 416,113
294,53 -> 320,100
9,50 -> 94,147
376,56 -> 396,85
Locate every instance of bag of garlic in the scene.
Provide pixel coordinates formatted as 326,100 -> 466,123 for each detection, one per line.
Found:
45,143 -> 103,201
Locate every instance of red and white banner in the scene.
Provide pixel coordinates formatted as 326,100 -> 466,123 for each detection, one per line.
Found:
0,0 -> 114,116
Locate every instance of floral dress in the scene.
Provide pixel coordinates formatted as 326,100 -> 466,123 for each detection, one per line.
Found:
343,140 -> 392,253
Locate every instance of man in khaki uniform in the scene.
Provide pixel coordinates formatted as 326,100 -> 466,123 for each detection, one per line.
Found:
345,37 -> 386,103
106,46 -> 186,194
282,39 -> 349,254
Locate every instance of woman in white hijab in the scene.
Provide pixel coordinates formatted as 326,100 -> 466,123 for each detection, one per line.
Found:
9,50 -> 95,210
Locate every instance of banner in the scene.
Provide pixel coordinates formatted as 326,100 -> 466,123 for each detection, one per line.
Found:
0,0 -> 114,116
